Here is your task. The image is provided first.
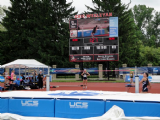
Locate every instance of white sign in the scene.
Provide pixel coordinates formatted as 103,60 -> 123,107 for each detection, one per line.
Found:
21,100 -> 39,107
69,102 -> 88,109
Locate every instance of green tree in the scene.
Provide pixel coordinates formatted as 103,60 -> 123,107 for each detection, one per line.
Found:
132,5 -> 154,33
140,45 -> 160,66
131,5 -> 160,47
86,0 -> 141,67
32,0 -> 77,67
2,0 -> 77,67
146,12 -> 160,47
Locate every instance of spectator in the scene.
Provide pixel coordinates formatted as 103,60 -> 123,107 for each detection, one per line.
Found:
9,70 -> 16,90
43,76 -> 47,88
32,70 -> 37,83
38,70 -> 43,89
20,74 -> 25,85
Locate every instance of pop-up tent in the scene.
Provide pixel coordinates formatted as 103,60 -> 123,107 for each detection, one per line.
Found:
1,59 -> 49,68
1,59 -> 50,91
1,59 -> 50,81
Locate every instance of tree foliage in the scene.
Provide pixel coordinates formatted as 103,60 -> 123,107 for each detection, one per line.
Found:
1,0 -> 77,67
132,5 -> 160,48
85,0 -> 141,67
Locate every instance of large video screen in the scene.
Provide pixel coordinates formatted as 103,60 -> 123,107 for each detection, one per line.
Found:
69,18 -> 109,38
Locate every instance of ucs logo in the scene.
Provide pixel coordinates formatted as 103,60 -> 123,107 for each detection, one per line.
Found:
69,102 -> 88,109
21,100 -> 39,107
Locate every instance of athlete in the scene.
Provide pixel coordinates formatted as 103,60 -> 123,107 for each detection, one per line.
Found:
130,71 -> 134,84
91,25 -> 98,37
139,72 -> 151,93
81,69 -> 90,89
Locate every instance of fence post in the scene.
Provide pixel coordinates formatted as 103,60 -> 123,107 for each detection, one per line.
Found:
122,64 -> 127,81
99,64 -> 103,80
135,66 -> 139,93
52,65 -> 57,80
148,64 -> 152,76
75,64 -> 79,80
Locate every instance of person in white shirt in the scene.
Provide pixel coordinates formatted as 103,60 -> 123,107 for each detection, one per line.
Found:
81,69 -> 90,89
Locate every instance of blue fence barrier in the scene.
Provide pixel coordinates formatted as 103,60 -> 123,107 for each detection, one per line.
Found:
0,66 -> 159,76
119,67 -> 148,75
105,100 -> 160,117
9,98 -> 55,117
125,75 -> 152,82
0,91 -> 160,118
55,99 -> 105,119
0,69 -> 4,75
50,68 -> 98,75
0,76 -> 5,82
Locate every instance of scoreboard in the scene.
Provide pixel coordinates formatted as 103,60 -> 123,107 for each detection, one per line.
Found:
69,15 -> 119,62
69,37 -> 119,62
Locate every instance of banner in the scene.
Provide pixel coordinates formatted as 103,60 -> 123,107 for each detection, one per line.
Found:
109,17 -> 118,37
125,75 -> 152,82
119,67 -> 148,75
0,76 -> 5,82
50,68 -> 98,75
0,68 -> 4,75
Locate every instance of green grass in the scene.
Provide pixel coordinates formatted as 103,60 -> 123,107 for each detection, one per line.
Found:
52,79 -> 125,83
57,75 -> 99,78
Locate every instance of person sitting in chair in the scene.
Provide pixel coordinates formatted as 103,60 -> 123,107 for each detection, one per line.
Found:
20,74 -> 25,85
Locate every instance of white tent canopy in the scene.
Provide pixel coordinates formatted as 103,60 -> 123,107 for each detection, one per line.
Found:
1,59 -> 49,68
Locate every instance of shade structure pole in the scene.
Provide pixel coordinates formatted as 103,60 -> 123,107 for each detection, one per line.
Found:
34,67 -> 35,82
46,66 -> 50,91
25,66 -> 26,80
19,65 -> 20,80
28,67 -> 30,81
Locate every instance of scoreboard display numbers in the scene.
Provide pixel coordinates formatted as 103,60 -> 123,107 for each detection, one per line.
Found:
69,37 -> 119,62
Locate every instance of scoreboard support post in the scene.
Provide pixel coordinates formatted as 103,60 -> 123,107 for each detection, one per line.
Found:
80,62 -> 84,80
107,61 -> 110,81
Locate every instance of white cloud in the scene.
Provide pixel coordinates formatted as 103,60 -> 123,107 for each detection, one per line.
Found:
122,0 -> 160,11
0,0 -> 11,7
0,0 -> 160,13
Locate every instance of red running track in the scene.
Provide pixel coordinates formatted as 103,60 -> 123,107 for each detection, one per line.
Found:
1,82 -> 159,93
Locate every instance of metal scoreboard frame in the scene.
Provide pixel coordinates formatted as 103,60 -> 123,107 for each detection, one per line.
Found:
69,14 -> 119,62
69,36 -> 119,62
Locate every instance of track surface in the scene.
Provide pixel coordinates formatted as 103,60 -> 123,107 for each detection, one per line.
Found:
1,82 -> 159,93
